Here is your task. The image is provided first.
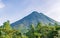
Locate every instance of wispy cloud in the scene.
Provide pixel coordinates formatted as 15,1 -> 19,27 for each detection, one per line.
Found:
46,2 -> 60,22
0,0 -> 5,8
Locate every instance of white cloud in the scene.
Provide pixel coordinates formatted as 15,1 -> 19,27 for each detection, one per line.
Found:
0,0 -> 5,9
0,17 -> 7,26
0,2 -> 5,8
47,2 -> 60,22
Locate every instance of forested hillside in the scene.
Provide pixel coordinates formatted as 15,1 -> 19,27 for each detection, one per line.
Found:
0,21 -> 60,38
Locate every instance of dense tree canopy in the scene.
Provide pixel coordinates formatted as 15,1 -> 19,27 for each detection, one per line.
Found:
0,21 -> 60,38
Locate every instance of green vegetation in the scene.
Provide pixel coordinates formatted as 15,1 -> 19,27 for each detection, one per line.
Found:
0,21 -> 60,38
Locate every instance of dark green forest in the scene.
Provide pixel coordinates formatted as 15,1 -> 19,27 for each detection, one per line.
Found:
0,21 -> 60,38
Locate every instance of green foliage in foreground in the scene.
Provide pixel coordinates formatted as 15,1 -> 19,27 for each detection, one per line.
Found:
0,21 -> 60,38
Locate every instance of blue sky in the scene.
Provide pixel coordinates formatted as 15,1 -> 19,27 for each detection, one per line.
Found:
0,0 -> 60,25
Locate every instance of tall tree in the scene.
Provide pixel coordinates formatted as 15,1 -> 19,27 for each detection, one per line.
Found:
3,20 -> 12,30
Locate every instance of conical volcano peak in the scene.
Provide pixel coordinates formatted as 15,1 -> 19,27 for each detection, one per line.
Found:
31,11 -> 39,14
31,11 -> 44,15
30,11 -> 45,17
10,11 -> 59,33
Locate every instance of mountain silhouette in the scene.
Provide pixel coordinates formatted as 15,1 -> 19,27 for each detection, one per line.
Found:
11,11 -> 56,27
11,11 -> 57,33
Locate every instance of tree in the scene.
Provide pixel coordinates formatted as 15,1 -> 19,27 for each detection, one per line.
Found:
3,20 -> 12,30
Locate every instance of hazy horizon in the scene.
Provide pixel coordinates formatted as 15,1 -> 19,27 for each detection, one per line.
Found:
0,0 -> 60,25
